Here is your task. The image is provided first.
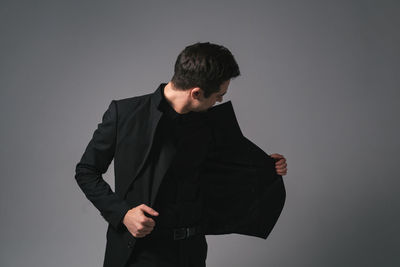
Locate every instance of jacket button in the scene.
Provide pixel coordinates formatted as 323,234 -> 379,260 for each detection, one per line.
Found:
128,241 -> 133,248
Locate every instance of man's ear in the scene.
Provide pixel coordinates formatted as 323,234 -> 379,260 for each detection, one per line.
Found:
190,87 -> 203,100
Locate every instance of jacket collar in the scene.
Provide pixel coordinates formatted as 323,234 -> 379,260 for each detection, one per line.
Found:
151,83 -> 166,111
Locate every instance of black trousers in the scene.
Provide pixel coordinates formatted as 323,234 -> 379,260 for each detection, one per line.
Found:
126,234 -> 208,267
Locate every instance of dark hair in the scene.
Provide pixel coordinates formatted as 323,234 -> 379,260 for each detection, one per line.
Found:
171,42 -> 240,98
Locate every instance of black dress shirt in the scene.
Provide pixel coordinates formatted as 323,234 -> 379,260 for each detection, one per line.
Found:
126,83 -> 212,231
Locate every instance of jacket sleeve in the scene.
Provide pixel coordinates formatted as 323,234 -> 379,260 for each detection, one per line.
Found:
74,100 -> 131,230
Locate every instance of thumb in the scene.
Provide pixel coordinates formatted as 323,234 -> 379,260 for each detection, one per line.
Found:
270,153 -> 282,158
140,204 -> 159,216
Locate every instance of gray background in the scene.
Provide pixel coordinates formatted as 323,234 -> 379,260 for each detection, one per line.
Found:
1,0 -> 399,266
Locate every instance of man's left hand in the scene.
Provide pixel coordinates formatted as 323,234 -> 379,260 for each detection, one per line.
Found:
270,153 -> 287,176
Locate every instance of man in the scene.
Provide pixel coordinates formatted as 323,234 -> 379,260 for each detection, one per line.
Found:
75,42 -> 287,267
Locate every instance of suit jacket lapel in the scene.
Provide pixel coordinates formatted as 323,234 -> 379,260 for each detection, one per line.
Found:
121,84 -> 168,199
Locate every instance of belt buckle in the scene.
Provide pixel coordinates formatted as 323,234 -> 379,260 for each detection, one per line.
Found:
173,227 -> 187,240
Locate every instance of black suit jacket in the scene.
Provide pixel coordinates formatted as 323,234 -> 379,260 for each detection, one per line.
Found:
74,83 -> 286,267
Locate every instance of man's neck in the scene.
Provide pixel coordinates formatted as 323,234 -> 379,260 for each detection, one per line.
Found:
163,82 -> 192,114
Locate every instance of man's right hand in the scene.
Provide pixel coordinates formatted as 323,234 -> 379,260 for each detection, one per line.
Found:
123,204 -> 159,238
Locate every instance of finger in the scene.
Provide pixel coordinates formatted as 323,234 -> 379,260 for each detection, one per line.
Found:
140,204 -> 159,217
278,166 -> 287,171
141,227 -> 154,235
135,233 -> 145,238
279,168 -> 288,174
277,166 -> 287,172
275,159 -> 286,165
270,153 -> 283,158
141,217 -> 156,227
132,229 -> 145,238
138,226 -> 154,236
275,159 -> 285,166
276,162 -> 287,168
136,224 -> 152,234
276,167 -> 285,173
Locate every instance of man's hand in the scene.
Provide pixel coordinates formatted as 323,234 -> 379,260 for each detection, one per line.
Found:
270,153 -> 287,176
123,204 -> 159,238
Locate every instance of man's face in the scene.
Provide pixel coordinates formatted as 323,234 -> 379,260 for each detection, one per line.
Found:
192,79 -> 230,112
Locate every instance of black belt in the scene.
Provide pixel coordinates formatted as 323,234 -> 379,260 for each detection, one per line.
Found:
149,224 -> 203,240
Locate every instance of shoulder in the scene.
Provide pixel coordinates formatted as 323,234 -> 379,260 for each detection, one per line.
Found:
113,91 -> 153,115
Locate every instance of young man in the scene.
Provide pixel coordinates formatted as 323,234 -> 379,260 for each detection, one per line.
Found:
75,42 -> 287,267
